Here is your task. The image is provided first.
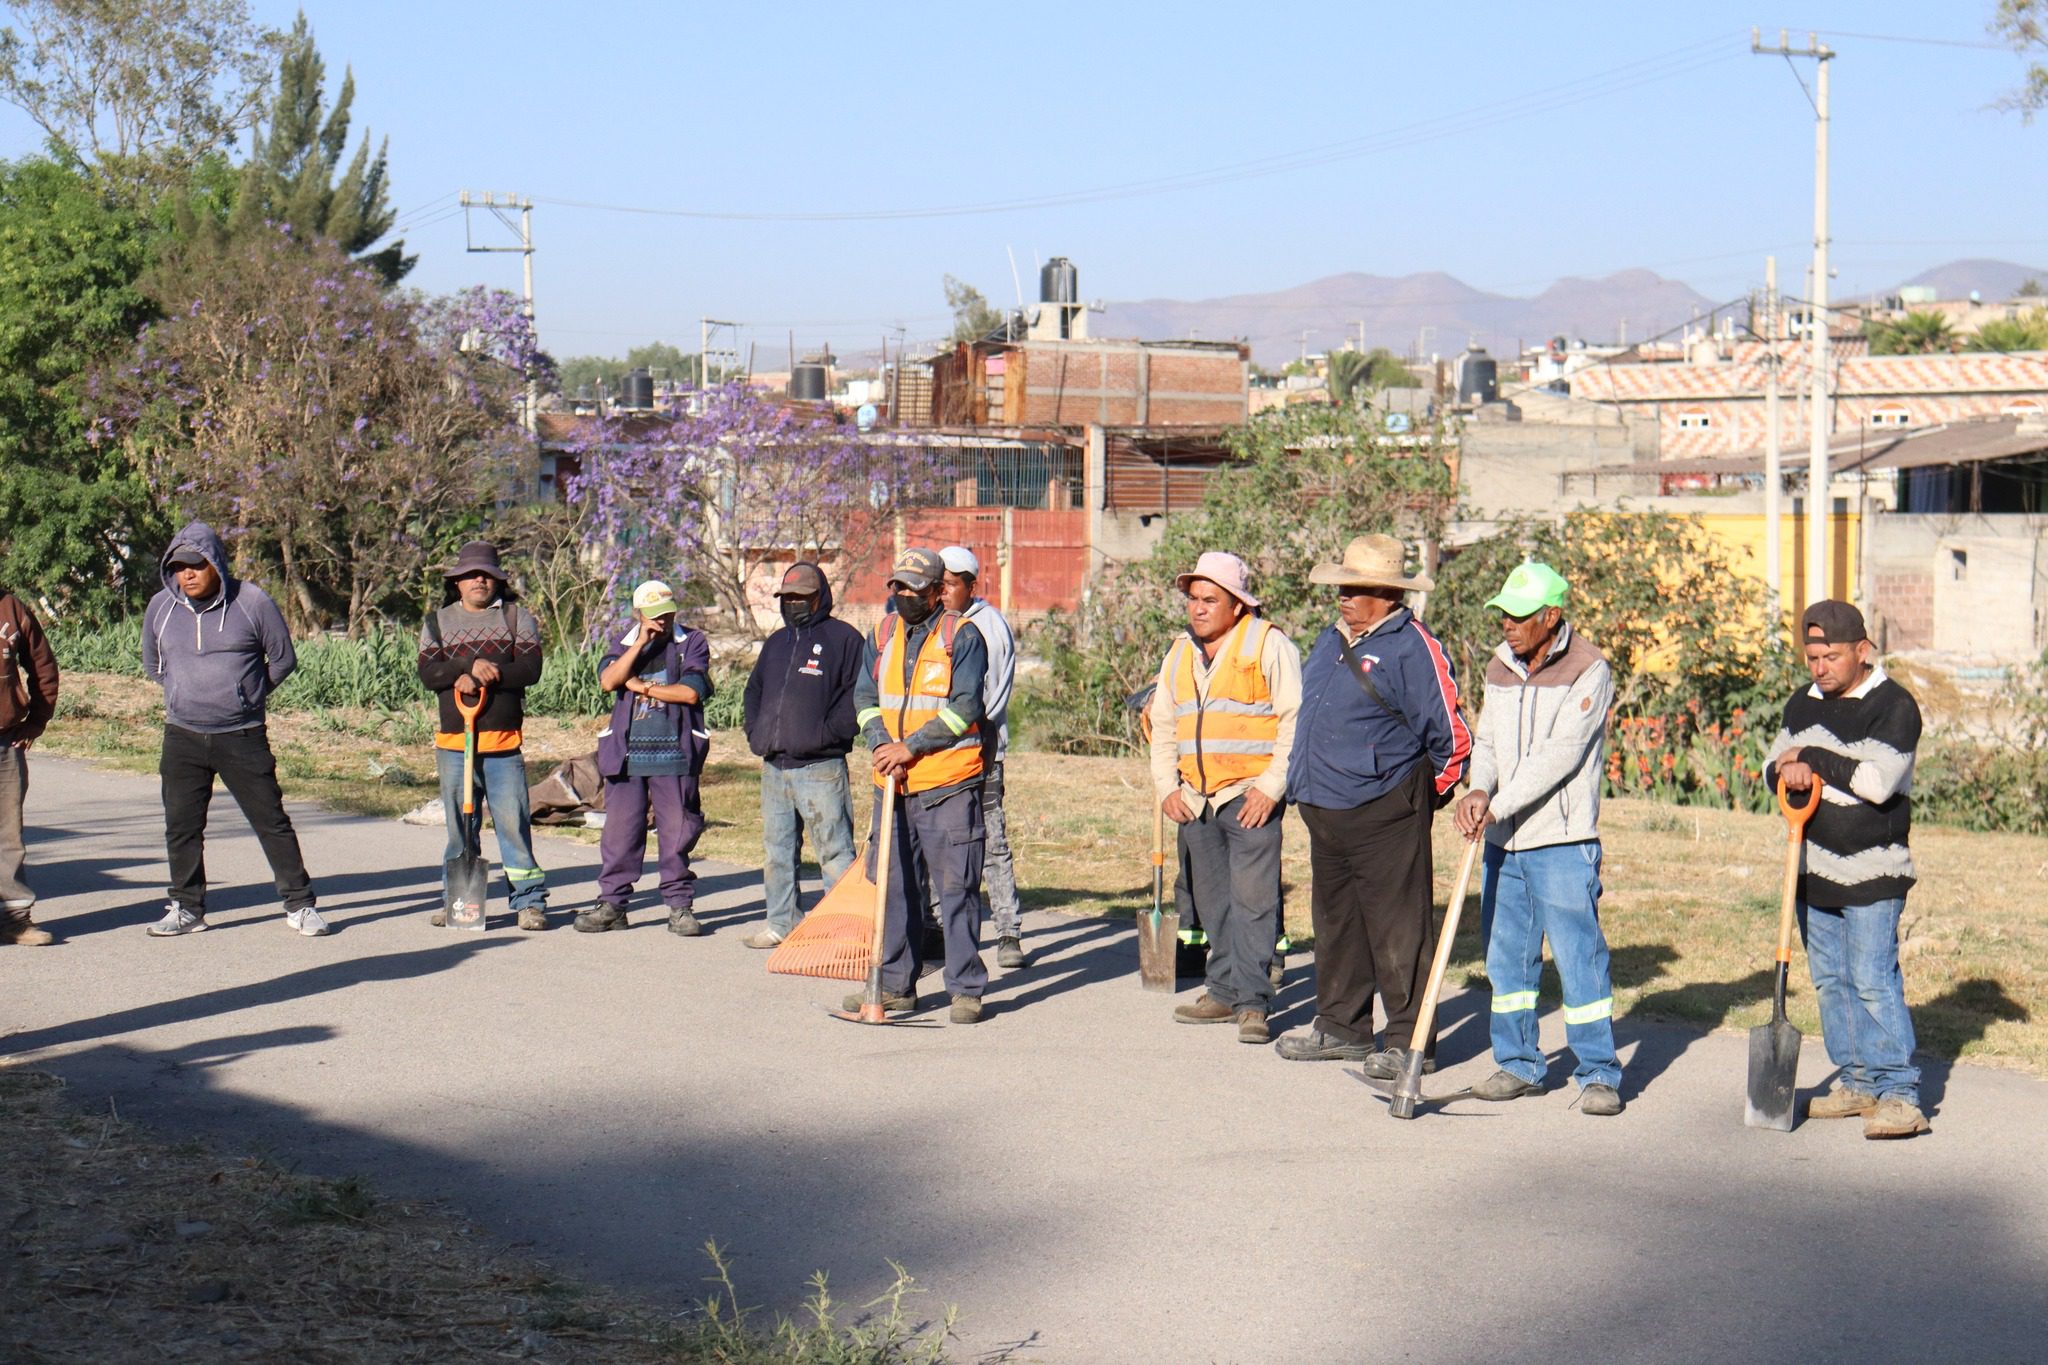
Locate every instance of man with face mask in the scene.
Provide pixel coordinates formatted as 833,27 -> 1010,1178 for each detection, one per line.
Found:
848,547 -> 991,1023
741,562 -> 864,948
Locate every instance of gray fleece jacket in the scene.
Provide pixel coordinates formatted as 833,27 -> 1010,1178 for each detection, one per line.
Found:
1467,623 -> 1613,851
141,522 -> 298,733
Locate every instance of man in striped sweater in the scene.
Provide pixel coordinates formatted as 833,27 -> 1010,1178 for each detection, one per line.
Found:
1764,600 -> 1928,1140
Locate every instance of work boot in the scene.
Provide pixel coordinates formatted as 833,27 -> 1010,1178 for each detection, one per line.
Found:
667,907 -> 703,937
1472,1069 -> 1544,1102
742,927 -> 785,950
1808,1085 -> 1877,1120
0,915 -> 53,946
1579,1083 -> 1625,1117
1362,1047 -> 1437,1081
949,994 -> 984,1025
572,902 -> 626,933
996,936 -> 1026,969
1173,993 -> 1236,1024
842,988 -> 919,1014
1864,1096 -> 1930,1140
1268,959 -> 1285,991
1273,1029 -> 1373,1062
147,903 -> 207,937
517,905 -> 550,932
1236,1009 -> 1270,1044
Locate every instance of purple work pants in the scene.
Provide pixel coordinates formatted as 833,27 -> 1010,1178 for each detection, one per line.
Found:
597,774 -> 705,909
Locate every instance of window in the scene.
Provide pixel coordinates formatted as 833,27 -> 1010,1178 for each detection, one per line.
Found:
1676,406 -> 1713,431
1869,405 -> 1912,428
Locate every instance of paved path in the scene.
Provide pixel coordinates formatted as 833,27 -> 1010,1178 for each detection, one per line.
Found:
4,756 -> 2045,1363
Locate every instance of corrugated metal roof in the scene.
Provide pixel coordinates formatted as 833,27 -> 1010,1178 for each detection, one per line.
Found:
1566,416 -> 2048,479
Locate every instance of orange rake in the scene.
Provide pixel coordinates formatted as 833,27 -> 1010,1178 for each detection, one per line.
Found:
765,781 -> 894,983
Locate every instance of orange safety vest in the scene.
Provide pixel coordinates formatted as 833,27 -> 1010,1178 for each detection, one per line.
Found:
1168,615 -> 1278,795
873,611 -> 983,794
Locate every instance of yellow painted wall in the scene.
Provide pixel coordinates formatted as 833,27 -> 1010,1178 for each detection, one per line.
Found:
1690,511 -> 1861,632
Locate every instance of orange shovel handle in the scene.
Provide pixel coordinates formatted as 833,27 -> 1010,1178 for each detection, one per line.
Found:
1776,771 -> 1823,839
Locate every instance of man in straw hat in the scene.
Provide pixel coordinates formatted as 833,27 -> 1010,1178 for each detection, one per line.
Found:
1453,562 -> 1623,1116
1146,551 -> 1301,1044
1276,534 -> 1469,1070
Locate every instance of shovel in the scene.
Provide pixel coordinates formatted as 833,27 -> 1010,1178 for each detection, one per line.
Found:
443,683 -> 489,931
1746,772 -> 1822,1130
1386,832 -> 1484,1119
1136,801 -> 1178,991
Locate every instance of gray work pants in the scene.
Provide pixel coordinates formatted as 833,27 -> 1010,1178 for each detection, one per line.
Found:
1178,792 -> 1282,1011
0,745 -> 31,916
872,783 -> 987,999
927,760 -> 1021,941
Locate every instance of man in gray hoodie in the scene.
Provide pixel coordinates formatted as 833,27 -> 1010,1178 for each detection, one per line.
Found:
141,522 -> 323,937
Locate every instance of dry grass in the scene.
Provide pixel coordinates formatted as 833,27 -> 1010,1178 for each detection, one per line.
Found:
42,675 -> 2048,1073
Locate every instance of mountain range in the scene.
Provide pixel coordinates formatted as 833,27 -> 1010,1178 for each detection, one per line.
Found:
1105,259 -> 2047,365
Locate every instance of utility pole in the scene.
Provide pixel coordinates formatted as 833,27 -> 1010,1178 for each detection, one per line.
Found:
1298,330 -> 1314,368
459,191 -> 536,435
699,318 -> 738,394
1763,255 -> 1783,625
1351,319 -> 1366,353
1754,27 -> 1834,605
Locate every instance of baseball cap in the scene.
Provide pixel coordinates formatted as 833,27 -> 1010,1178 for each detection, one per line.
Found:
1484,561 -> 1570,617
939,546 -> 980,578
887,547 -> 944,591
631,580 -> 679,616
778,563 -> 825,597
1800,599 -> 1867,644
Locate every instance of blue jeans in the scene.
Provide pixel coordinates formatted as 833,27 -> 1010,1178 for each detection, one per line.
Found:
1797,897 -> 1919,1106
1483,840 -> 1621,1090
760,758 -> 857,936
437,748 -> 546,911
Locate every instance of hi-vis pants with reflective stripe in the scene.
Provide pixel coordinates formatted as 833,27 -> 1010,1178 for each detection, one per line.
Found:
1481,840 -> 1623,1090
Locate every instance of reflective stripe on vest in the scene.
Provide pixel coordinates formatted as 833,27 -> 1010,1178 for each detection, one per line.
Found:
874,612 -> 983,794
1170,615 -> 1277,795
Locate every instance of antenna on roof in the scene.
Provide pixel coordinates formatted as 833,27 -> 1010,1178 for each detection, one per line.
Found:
1005,246 -> 1025,311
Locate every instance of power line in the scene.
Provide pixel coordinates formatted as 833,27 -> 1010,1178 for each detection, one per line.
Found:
1779,26 -> 2008,51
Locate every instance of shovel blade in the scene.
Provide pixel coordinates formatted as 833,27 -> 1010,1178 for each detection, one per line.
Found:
1744,1017 -> 1802,1131
1136,910 -> 1179,992
444,855 -> 489,932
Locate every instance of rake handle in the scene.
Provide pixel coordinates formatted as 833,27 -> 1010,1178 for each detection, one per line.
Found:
859,778 -> 900,1021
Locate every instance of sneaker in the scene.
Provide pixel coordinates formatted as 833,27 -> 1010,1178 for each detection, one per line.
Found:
147,903 -> 207,937
1362,1047 -> 1438,1081
1236,1009 -> 1271,1044
284,906 -> 329,937
1864,1096 -> 1930,1140
572,903 -> 627,934
1173,993 -> 1236,1024
996,936 -> 1026,969
517,905 -> 549,932
742,927 -> 786,950
0,916 -> 53,946
667,907 -> 703,937
842,988 -> 919,1014
1472,1068 -> 1544,1102
1273,1029 -> 1374,1062
1808,1085 -> 1877,1120
949,994 -> 984,1025
1579,1083 -> 1625,1117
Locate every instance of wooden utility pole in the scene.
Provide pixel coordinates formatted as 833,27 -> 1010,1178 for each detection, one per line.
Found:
1763,255 -> 1783,626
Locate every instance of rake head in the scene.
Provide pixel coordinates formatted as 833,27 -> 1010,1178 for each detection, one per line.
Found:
765,861 -> 878,981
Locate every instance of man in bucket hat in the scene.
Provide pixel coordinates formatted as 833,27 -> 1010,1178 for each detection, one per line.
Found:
1146,551 -> 1302,1044
1454,562 -> 1624,1116
1277,534 -> 1469,1071
416,540 -> 549,929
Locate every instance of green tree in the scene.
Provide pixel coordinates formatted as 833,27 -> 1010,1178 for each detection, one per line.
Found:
1970,308 -> 2048,352
944,274 -> 1003,344
1995,0 -> 2048,119
1026,405 -> 1455,753
1866,310 -> 1956,355
0,0 -> 279,198
1329,347 -> 1421,405
0,155 -> 164,613
2017,276 -> 2044,297
556,341 -> 701,400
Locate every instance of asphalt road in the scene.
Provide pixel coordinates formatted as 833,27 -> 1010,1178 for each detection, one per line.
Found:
5,756 -> 2045,1363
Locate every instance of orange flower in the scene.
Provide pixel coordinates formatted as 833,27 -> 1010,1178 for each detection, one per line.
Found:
1661,753 -> 1676,771
1714,776 -> 1728,792
1638,755 -> 1651,773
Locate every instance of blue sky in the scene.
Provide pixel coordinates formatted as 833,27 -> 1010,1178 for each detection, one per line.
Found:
5,1 -> 2045,363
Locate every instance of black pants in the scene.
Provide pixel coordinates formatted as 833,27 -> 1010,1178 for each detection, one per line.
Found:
161,724 -> 315,913
870,784 -> 987,999
1299,760 -> 1436,1050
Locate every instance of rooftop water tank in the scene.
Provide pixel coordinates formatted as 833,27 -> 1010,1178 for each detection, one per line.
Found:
1041,256 -> 1078,304
1455,346 -> 1497,405
790,362 -> 828,402
622,367 -> 655,410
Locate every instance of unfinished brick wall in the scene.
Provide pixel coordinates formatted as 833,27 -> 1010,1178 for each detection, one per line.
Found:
1872,569 -> 1934,650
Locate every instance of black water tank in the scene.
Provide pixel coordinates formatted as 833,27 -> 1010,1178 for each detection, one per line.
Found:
622,367 -> 655,410
1040,256 -> 1078,304
1456,347 -> 1497,405
790,362 -> 828,402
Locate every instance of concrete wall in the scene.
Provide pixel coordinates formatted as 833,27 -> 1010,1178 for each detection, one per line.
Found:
1864,514 -> 2048,658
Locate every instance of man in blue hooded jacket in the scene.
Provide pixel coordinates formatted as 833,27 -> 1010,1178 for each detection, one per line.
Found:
141,522 -> 323,937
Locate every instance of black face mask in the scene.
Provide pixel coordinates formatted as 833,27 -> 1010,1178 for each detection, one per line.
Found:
894,590 -> 935,626
780,598 -> 815,629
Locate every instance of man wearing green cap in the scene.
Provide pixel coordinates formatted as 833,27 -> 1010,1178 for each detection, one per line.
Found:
1454,561 -> 1624,1116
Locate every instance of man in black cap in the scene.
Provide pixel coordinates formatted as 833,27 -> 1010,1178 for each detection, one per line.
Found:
416,541 -> 550,929
847,547 -> 991,1024
741,561 -> 864,948
1763,599 -> 1928,1139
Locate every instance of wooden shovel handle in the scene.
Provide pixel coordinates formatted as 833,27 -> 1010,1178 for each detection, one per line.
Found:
1774,773 -> 1821,966
1406,834 -> 1484,1056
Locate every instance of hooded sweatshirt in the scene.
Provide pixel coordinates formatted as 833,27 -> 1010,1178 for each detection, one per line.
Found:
141,522 -> 298,733
742,569 -> 864,769
0,590 -> 60,743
